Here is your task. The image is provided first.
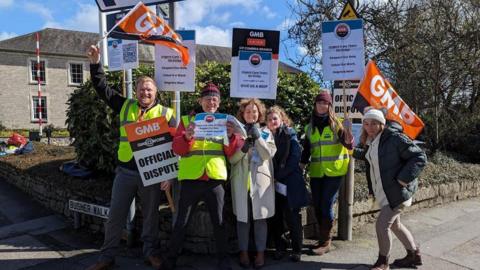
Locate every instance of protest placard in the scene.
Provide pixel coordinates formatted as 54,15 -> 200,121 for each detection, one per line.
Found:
124,117 -> 178,186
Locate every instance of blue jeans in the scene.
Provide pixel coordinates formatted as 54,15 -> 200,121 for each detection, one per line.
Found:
310,176 -> 343,221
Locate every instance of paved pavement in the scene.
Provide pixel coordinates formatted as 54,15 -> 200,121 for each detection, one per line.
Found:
1,178 -> 479,270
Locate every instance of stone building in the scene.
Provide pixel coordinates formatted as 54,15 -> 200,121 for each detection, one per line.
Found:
0,28 -> 301,130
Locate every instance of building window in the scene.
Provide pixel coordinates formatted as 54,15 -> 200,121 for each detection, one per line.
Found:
30,60 -> 46,84
69,63 -> 84,85
32,96 -> 48,122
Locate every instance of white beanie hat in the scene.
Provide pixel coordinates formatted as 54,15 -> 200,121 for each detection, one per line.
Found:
363,109 -> 386,125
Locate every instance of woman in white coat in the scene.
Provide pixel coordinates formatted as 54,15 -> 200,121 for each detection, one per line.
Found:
229,98 -> 276,269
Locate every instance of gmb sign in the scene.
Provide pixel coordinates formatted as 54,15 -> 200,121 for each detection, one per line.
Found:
125,117 -> 179,187
95,0 -> 184,12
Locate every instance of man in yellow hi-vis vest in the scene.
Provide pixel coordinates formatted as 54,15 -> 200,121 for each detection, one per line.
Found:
86,45 -> 175,270
161,83 -> 241,270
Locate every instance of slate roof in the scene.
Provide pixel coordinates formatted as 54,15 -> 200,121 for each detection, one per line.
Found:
0,28 -> 302,73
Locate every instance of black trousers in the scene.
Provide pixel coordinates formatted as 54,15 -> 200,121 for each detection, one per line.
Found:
270,192 -> 303,253
166,180 -> 228,263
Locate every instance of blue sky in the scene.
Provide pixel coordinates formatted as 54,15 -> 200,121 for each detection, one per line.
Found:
0,0 -> 304,68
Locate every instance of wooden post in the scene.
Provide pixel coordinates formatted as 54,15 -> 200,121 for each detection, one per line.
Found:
336,0 -> 360,241
338,80 -> 354,240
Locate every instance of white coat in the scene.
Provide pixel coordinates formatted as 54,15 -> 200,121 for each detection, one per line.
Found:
229,127 -> 277,223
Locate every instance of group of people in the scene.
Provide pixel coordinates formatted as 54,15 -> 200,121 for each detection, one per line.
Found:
85,45 -> 427,270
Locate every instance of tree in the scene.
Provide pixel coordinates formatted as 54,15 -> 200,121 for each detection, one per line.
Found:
288,0 -> 480,159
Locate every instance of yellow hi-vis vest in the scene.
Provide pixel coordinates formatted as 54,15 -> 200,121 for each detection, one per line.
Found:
118,99 -> 174,162
305,120 -> 350,178
177,115 -> 227,181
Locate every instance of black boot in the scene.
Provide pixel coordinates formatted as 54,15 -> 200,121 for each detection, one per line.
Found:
312,218 -> 333,256
371,254 -> 389,270
393,248 -> 422,267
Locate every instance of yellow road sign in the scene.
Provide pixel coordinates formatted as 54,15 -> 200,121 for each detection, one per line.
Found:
339,1 -> 360,20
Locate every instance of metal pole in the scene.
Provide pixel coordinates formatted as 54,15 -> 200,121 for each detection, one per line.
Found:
169,2 -> 181,120
126,69 -> 133,99
36,32 -> 43,136
98,10 -> 108,65
167,1 -> 181,225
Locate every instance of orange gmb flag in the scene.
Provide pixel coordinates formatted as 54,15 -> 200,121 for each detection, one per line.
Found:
112,2 -> 189,66
353,60 -> 425,139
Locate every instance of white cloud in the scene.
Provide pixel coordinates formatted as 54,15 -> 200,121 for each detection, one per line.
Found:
24,2 -> 53,21
229,21 -> 246,28
0,0 -> 12,8
44,4 -> 98,33
210,12 -> 231,24
176,1 -> 208,27
176,0 -> 271,47
277,18 -> 295,31
297,46 -> 308,56
0,31 -> 17,41
177,0 -> 261,27
262,6 -> 277,19
194,26 -> 230,47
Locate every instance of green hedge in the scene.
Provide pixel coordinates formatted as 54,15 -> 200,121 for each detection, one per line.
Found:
66,62 -> 318,173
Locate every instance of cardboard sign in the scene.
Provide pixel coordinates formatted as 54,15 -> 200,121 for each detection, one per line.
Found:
155,30 -> 195,92
125,117 -> 178,186
193,113 -> 228,141
322,19 -> 365,80
353,60 -> 425,139
333,80 -> 362,119
230,28 -> 280,99
107,38 -> 139,71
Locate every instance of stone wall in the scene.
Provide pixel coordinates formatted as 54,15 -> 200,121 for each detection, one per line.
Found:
0,50 -> 88,129
1,158 -> 479,254
303,180 -> 480,238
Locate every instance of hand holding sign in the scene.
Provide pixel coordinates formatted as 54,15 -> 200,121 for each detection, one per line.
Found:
343,119 -> 354,145
185,122 -> 195,141
226,121 -> 235,138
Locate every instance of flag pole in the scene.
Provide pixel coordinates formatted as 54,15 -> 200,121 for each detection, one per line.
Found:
96,2 -> 143,47
36,32 -> 43,137
343,80 -> 349,119
168,1 -> 180,217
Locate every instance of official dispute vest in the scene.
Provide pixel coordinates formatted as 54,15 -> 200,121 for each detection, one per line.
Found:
118,99 -> 174,162
177,115 -> 227,181
305,120 -> 350,178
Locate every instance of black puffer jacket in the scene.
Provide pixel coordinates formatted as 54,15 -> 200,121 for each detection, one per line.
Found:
353,121 -> 427,209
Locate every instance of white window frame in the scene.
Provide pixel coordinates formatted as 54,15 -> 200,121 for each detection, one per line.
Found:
30,94 -> 48,123
67,61 -> 85,86
28,58 -> 48,85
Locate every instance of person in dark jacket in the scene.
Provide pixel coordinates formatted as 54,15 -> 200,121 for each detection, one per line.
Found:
353,108 -> 427,270
266,106 -> 309,262
85,45 -> 176,270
